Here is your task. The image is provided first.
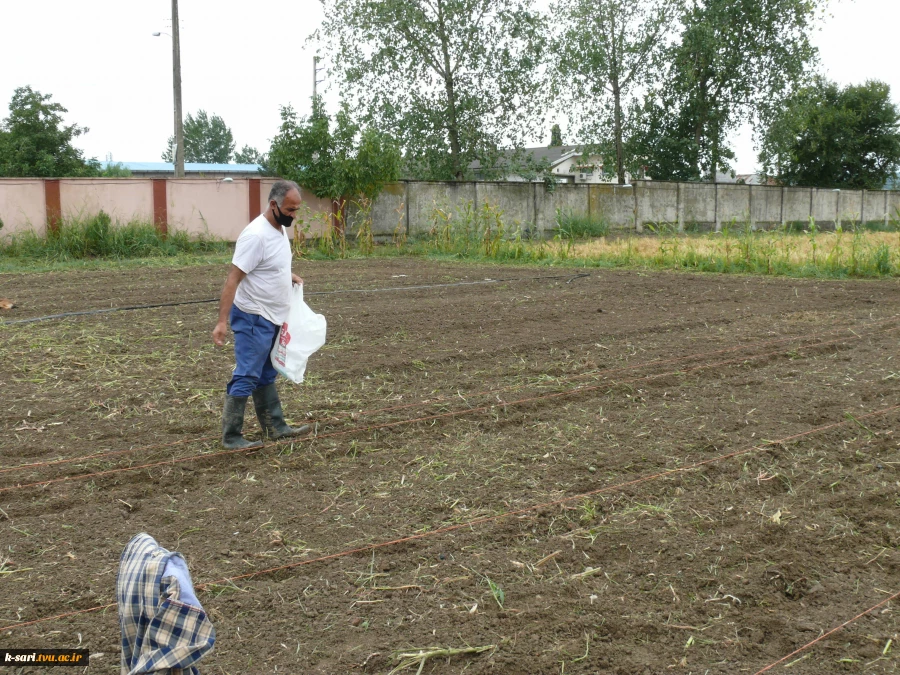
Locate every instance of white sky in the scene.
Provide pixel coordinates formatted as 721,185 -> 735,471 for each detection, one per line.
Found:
0,0 -> 895,173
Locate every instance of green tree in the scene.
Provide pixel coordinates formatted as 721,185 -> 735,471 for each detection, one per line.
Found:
162,110 -> 235,163
553,0 -> 676,184
0,86 -> 100,177
631,0 -> 824,181
549,124 -> 563,147
316,0 -> 547,180
263,97 -> 401,201
758,79 -> 900,189
234,145 -> 264,164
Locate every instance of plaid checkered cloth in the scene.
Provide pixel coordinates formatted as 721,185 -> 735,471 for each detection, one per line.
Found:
117,533 -> 215,675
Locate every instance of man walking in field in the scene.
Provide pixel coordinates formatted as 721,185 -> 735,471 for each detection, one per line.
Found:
212,179 -> 309,449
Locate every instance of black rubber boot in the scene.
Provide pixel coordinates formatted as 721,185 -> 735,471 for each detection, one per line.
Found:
222,395 -> 263,449
252,383 -> 310,440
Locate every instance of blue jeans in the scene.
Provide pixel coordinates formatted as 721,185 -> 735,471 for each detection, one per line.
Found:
226,305 -> 280,397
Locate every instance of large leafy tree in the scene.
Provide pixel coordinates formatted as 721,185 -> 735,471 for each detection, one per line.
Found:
316,0 -> 547,180
0,86 -> 99,177
234,145 -> 264,164
630,0 -> 824,181
263,97 -> 402,201
552,0 -> 676,184
162,110 -> 235,163
758,78 -> 900,189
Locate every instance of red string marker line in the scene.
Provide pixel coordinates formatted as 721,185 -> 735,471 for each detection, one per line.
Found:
3,403 -> 896,634
753,589 -> 900,674
0,327 -> 874,493
2,315 -> 896,477
1,325 -> 892,495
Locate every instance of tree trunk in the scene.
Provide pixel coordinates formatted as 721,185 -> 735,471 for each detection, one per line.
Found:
436,0 -> 463,180
612,78 -> 625,185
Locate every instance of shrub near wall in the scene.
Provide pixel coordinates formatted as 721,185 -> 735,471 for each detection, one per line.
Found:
0,211 -> 229,260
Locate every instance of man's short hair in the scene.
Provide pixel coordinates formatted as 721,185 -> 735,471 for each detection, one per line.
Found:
268,179 -> 301,206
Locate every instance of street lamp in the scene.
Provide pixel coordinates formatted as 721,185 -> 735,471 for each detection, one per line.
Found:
152,0 -> 184,178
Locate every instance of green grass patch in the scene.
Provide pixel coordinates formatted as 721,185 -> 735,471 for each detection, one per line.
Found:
0,210 -> 230,263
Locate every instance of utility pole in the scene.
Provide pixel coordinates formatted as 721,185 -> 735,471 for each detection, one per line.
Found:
313,56 -> 325,100
172,0 -> 185,177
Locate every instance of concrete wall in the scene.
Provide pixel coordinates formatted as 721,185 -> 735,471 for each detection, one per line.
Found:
636,181 -> 678,228
3,177 -> 900,244
750,186 -> 783,228
59,179 -> 154,223
681,183 -> 717,229
168,179 -> 249,240
589,184 -> 634,230
538,184 -> 589,234
0,179 -> 46,236
407,181 -> 477,237
783,187 -> 811,224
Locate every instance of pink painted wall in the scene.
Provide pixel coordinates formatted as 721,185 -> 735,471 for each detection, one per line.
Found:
0,178 -> 334,242
59,178 -> 153,222
0,179 -> 47,237
167,179 -> 250,240
258,180 -> 330,238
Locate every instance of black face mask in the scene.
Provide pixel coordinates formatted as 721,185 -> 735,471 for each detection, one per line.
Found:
273,204 -> 294,227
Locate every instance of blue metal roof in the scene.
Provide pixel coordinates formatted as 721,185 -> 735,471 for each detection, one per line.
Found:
101,161 -> 261,173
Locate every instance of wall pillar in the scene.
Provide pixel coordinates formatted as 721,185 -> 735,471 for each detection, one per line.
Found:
676,181 -> 684,232
714,183 -> 721,232
249,178 -> 261,223
152,179 -> 168,237
860,189 -> 866,227
44,179 -> 61,235
835,190 -> 841,230
748,185 -> 755,230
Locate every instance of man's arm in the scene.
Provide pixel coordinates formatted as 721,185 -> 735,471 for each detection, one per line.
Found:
212,264 -> 247,346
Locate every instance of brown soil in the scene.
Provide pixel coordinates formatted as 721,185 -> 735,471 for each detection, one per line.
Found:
0,259 -> 898,675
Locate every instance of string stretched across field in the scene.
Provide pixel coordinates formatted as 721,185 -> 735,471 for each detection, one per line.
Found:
2,403 -> 896,636
1,314 -> 896,482
2,322 -> 894,495
0,272 -> 590,325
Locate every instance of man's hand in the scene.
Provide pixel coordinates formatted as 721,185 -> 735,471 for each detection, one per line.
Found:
212,320 -> 229,347
292,273 -> 303,286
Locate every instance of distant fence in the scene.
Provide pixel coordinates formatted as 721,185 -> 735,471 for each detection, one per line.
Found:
2,178 -> 898,243
364,181 -> 900,238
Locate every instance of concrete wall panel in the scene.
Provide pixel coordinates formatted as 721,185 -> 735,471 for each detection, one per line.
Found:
636,181 -> 677,225
681,183 -> 716,228
407,181 -> 477,237
168,179 -> 249,241
863,190 -> 888,225
749,186 -> 782,228
886,192 -> 900,225
536,184 -> 589,234
839,190 -> 863,224
589,184 -> 634,229
479,182 -> 535,235
58,179 -> 154,223
717,185 -> 751,227
812,189 -> 838,226
0,179 -> 46,237
782,188 -> 811,224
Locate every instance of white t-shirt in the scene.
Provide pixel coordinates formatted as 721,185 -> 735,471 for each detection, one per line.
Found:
232,215 -> 293,325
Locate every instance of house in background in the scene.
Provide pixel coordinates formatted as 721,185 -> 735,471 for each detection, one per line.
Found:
470,145 -> 642,184
100,161 -> 262,178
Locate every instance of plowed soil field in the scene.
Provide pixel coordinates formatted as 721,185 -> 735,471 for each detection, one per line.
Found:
0,258 -> 898,674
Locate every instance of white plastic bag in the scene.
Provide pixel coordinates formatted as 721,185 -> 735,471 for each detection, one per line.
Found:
270,284 -> 327,384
